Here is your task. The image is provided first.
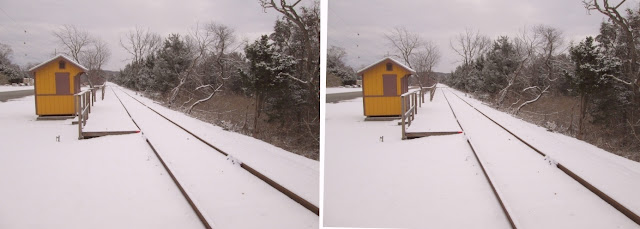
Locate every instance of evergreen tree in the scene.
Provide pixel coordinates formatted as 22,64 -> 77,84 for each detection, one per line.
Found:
241,35 -> 297,134
152,34 -> 193,94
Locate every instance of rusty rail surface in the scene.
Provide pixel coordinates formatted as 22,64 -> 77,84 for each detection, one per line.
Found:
447,88 -> 640,226
113,87 -> 320,217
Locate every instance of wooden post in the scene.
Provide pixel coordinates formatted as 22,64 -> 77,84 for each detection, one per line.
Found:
411,92 -> 418,114
413,93 -> 417,116
430,87 -> 436,101
413,93 -> 417,114
76,94 -> 82,140
87,92 -> 91,114
401,94 -> 406,140
419,88 -> 423,107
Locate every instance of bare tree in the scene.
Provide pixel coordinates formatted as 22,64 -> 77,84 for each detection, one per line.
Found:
384,26 -> 422,68
167,26 -> 203,106
53,25 -> 111,87
412,40 -> 441,87
327,45 -> 347,65
497,26 -> 539,106
119,27 -> 161,64
81,38 -> 111,71
0,43 -> 12,64
450,28 -> 490,66
186,22 -> 239,114
52,25 -> 92,63
80,38 -> 112,87
513,25 -> 565,114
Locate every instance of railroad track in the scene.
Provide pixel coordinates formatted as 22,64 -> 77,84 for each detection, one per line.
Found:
111,86 -> 318,229
441,87 -> 640,228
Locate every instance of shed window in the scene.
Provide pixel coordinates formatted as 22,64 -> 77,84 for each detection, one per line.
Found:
59,61 -> 66,69
386,63 -> 393,71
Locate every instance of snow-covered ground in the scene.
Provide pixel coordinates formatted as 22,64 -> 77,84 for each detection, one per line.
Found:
323,85 -> 640,228
0,85 -> 33,92
0,96 -> 202,228
325,87 -> 361,94
0,83 -> 318,228
323,96 -> 510,228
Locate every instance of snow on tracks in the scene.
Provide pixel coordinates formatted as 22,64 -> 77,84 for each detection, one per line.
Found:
323,97 -> 511,228
113,87 -> 318,229
443,88 -> 640,228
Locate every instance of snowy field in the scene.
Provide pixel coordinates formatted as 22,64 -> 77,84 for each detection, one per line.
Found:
325,87 -> 361,94
0,83 -> 319,228
0,85 -> 33,92
323,85 -> 640,228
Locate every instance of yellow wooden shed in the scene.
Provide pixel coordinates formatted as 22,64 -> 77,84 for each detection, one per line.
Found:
29,54 -> 87,116
357,57 -> 416,117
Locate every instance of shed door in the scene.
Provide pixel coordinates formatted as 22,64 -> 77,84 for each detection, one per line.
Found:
383,74 -> 397,96
55,73 -> 70,95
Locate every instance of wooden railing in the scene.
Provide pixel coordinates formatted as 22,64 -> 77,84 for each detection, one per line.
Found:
75,89 -> 92,139
93,82 -> 106,101
401,85 -> 438,139
75,83 -> 107,139
401,89 -> 420,140
423,84 -> 437,102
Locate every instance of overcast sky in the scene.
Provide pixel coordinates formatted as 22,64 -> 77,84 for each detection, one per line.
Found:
329,0 -> 638,73
0,0 -> 299,70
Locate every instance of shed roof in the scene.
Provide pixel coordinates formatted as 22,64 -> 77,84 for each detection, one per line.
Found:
356,57 -> 416,75
29,54 -> 88,72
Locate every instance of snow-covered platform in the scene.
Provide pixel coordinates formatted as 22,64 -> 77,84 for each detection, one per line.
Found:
402,88 -> 462,139
80,84 -> 139,138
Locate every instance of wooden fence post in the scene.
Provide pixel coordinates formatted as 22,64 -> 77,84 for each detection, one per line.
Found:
76,94 -> 82,140
401,94 -> 406,140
